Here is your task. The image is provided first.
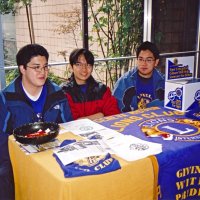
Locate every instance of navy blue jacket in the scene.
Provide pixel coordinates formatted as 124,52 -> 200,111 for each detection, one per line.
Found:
0,76 -> 73,199
113,68 -> 165,112
0,76 -> 73,134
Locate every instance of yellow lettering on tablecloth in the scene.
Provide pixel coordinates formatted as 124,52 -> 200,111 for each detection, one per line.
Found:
111,116 -> 143,132
157,185 -> 162,199
94,114 -> 128,123
175,188 -> 200,200
176,166 -> 200,178
175,166 -> 200,199
176,177 -> 197,190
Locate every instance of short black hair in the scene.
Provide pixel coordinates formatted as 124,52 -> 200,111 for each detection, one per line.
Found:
16,44 -> 49,67
69,48 -> 94,66
136,41 -> 160,59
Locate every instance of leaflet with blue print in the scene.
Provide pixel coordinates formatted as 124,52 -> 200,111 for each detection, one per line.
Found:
53,139 -> 121,177
53,139 -> 113,166
60,119 -> 162,162
17,138 -> 60,154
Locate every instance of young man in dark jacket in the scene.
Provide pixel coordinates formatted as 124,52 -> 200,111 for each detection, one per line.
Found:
62,48 -> 120,120
0,44 -> 73,199
113,41 -> 165,112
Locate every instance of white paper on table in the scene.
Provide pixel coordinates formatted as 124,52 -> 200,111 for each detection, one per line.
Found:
59,128 -> 69,135
78,127 -> 122,140
18,139 -> 61,154
60,119 -> 107,135
53,139 -> 113,166
59,119 -> 162,162
104,135 -> 162,161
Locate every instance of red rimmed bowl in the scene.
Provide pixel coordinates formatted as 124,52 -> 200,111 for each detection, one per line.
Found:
13,122 -> 60,145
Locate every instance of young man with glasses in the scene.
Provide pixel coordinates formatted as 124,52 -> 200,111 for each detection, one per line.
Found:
0,44 -> 73,199
113,41 -> 165,112
62,48 -> 120,120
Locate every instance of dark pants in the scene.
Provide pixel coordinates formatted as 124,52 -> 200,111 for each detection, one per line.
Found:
0,134 -> 15,200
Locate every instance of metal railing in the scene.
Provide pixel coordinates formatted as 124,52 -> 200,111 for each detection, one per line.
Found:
2,55 -> 138,90
1,50 -> 199,90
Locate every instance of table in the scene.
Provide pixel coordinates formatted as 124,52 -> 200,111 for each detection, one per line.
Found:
9,106 -> 200,200
9,131 -> 156,200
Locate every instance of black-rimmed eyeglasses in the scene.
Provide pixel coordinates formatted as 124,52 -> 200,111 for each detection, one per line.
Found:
75,62 -> 93,69
26,65 -> 49,72
137,57 -> 155,64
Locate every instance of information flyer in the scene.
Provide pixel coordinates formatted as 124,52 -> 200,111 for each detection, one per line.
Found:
165,56 -> 194,80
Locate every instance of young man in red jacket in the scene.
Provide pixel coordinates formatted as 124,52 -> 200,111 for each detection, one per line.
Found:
62,48 -> 120,120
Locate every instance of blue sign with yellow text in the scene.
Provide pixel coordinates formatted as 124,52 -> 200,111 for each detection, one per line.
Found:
166,56 -> 194,81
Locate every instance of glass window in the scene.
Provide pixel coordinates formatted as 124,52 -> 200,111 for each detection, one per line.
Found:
152,0 -> 199,53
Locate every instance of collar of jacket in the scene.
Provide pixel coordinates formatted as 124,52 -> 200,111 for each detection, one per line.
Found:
65,74 -> 98,91
4,76 -> 66,112
130,68 -> 164,81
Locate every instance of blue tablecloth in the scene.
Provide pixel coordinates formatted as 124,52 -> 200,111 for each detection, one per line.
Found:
95,106 -> 200,200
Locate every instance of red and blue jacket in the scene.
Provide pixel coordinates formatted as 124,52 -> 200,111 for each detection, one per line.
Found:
62,75 -> 120,120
